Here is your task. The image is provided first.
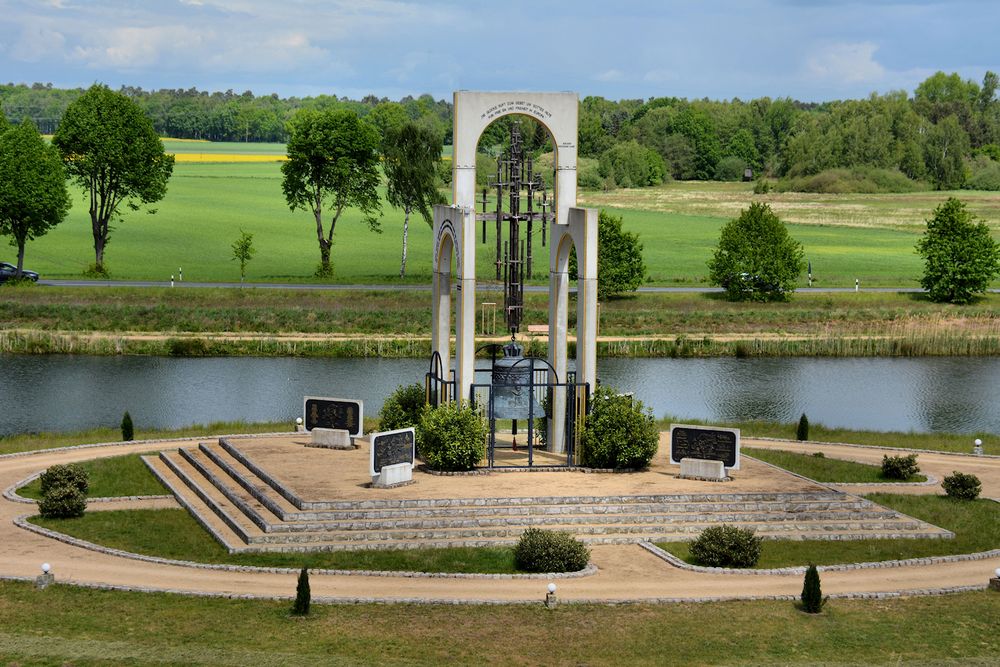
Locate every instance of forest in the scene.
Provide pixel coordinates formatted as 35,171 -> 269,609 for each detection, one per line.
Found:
2,70 -> 999,193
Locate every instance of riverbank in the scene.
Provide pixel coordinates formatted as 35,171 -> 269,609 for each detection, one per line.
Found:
2,287 -> 998,358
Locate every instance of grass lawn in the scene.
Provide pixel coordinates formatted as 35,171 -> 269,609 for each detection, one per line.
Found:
657,494 -> 1000,569
743,447 -> 927,483
11,156 -> 998,286
31,508 -> 523,574
0,580 -> 997,666
17,453 -> 167,499
0,419 -> 291,456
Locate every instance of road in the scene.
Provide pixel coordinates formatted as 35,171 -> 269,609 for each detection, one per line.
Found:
37,279 -> 955,294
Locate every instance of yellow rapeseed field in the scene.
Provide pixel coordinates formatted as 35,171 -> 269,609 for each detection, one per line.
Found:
170,153 -> 287,163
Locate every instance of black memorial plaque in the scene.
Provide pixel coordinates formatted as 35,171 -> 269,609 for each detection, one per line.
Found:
304,397 -> 362,436
372,429 -> 415,474
670,425 -> 738,468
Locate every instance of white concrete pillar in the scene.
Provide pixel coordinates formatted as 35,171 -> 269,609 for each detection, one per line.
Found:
548,252 -> 570,454
454,207 -> 478,404
570,207 -> 599,393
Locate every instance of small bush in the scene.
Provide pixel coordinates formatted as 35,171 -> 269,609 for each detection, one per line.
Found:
777,167 -> 924,194
378,383 -> 427,432
579,386 -> 659,469
715,156 -> 747,181
796,413 -> 809,441
881,453 -> 920,480
689,525 -> 761,568
942,471 -> 982,500
167,337 -> 210,357
800,563 -> 826,613
752,178 -> 771,194
38,484 -> 87,519
416,402 -> 487,471
964,155 -> 1000,191
291,567 -> 310,616
121,411 -> 134,441
39,464 -> 89,496
812,452 -> 825,458
513,528 -> 590,573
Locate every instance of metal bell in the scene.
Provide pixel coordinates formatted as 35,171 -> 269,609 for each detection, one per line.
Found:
490,341 -> 545,420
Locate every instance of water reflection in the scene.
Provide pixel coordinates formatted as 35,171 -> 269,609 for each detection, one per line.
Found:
1,355 -> 998,436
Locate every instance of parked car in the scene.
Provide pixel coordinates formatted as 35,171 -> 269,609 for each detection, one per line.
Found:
0,261 -> 39,283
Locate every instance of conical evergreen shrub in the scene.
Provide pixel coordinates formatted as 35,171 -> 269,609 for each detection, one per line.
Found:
800,563 -> 825,613
796,413 -> 809,441
121,411 -> 134,441
292,567 -> 310,616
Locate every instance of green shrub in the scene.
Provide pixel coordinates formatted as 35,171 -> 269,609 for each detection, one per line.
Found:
378,383 -> 426,432
715,156 -> 747,181
777,167 -> 924,194
291,567 -> 310,616
579,386 -> 658,469
881,453 -> 920,480
796,413 -> 809,441
752,178 -> 771,194
121,411 -> 134,441
689,525 -> 761,568
167,337 -> 210,356
942,471 -> 982,500
416,402 -> 487,471
964,155 -> 1000,191
38,484 -> 87,519
800,563 -> 826,613
39,464 -> 89,496
513,528 -> 590,573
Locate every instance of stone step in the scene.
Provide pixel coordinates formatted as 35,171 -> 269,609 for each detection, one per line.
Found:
156,450 -> 267,544
178,447 -> 285,532
141,454 -> 250,553
197,442 -> 301,519
249,508 -> 906,534
236,517 -> 935,545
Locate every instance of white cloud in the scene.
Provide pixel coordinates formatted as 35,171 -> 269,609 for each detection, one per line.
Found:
10,26 -> 66,62
594,68 -> 625,82
643,69 -> 676,83
806,41 -> 886,84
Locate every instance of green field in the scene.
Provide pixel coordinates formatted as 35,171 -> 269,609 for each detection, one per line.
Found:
12,154 -> 999,286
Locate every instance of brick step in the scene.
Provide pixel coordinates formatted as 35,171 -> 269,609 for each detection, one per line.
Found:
141,454 -> 250,553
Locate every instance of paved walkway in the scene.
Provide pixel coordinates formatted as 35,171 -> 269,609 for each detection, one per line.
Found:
2,437 -> 999,604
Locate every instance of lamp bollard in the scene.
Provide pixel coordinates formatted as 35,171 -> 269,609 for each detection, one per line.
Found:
296,417 -> 305,433
170,274 -> 174,288
545,582 -> 557,608
35,563 -> 54,590
974,439 -> 984,456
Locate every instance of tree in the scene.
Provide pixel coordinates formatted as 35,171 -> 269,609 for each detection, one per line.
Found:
382,122 -> 444,277
915,197 -> 1000,303
0,119 -> 71,277
121,411 -> 134,441
53,84 -> 174,274
800,564 -> 825,613
570,210 -> 647,299
708,202 -> 804,302
291,567 -> 310,616
924,115 -> 969,189
281,109 -> 381,277
231,229 -> 256,285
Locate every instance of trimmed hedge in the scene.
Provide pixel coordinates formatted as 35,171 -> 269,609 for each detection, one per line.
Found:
579,386 -> 658,469
39,464 -> 89,496
942,471 -> 982,500
689,525 -> 761,568
378,383 -> 427,432
38,484 -> 87,519
513,528 -> 590,573
416,402 -> 487,471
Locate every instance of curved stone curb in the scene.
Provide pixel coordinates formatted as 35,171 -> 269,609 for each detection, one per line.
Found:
752,437 -> 1000,460
638,541 -> 1000,576
0,571 -> 985,606
0,431 -> 298,461
12,515 -> 598,581
4,471 -> 173,505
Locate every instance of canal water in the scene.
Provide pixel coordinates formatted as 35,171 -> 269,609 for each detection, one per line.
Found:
2,355 -> 998,436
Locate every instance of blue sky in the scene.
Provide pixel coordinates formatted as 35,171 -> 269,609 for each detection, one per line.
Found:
1,0 -> 997,101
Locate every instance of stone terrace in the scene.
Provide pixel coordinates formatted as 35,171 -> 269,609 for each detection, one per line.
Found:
143,434 -> 953,553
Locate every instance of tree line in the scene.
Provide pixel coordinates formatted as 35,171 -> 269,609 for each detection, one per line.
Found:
4,71 -> 999,192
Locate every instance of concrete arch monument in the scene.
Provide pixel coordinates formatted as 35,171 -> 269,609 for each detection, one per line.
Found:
432,91 -> 598,455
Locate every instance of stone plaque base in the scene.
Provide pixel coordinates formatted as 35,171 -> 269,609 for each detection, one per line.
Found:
989,577 -> 1000,592
35,573 -> 54,590
373,462 -> 414,488
678,457 -> 730,482
307,428 -> 353,450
